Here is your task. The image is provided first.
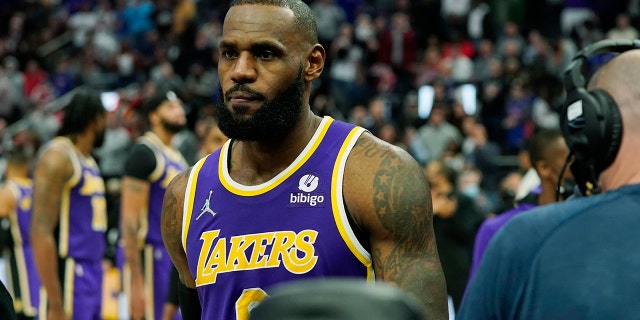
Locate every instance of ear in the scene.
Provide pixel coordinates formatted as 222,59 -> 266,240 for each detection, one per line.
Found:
148,111 -> 159,126
534,160 -> 551,180
304,44 -> 326,82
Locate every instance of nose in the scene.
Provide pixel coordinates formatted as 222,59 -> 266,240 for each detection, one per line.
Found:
230,52 -> 257,84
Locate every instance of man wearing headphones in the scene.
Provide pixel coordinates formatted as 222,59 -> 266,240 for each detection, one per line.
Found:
458,39 -> 640,319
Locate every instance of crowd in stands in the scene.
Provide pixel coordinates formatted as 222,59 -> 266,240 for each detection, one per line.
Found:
0,0 -> 638,313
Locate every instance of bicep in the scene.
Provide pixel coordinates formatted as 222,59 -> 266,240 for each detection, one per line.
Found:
345,136 -> 447,317
32,150 -> 72,233
161,169 -> 195,288
365,150 -> 438,279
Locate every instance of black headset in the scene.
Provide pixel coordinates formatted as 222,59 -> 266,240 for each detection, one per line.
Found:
560,39 -> 640,196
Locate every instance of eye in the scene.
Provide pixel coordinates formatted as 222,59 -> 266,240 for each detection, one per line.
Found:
222,49 -> 237,60
257,50 -> 276,60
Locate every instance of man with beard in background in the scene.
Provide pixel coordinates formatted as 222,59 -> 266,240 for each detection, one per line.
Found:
160,1 -> 448,319
31,90 -> 108,320
120,90 -> 188,320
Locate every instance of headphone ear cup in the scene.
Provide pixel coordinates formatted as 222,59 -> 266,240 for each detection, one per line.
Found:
589,89 -> 623,172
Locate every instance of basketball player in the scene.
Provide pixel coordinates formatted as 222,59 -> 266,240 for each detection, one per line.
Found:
120,90 -> 188,320
162,116 -> 228,320
459,40 -> 640,319
160,1 -> 448,319
468,129 -> 572,282
31,90 -> 107,320
0,148 -> 39,319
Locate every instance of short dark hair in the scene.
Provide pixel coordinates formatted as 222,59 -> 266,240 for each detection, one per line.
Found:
6,146 -> 31,167
140,90 -> 180,119
529,129 -> 563,165
229,0 -> 318,46
57,89 -> 105,137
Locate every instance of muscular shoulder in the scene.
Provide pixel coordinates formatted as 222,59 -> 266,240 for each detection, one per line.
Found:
343,132 -> 430,237
34,143 -> 73,181
164,167 -> 192,208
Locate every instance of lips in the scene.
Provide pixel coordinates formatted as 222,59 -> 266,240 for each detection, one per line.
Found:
228,92 -> 262,103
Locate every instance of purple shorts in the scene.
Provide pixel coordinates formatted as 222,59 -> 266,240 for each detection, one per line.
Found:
40,258 -> 103,320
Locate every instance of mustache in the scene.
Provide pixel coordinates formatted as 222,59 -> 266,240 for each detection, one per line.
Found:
224,84 -> 266,101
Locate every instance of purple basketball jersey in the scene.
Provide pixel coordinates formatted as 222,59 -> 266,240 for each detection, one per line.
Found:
182,117 -> 373,320
138,132 -> 188,246
52,137 -> 106,261
4,178 -> 40,317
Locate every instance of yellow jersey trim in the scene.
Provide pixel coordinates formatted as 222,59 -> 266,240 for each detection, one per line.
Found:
63,258 -> 75,318
330,127 -> 373,280
220,116 -> 334,196
182,156 -> 208,252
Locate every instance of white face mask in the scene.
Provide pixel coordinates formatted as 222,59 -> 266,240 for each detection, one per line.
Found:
461,184 -> 481,198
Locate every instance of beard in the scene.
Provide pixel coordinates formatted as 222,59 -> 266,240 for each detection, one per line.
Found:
161,118 -> 186,134
214,68 -> 304,142
94,128 -> 106,148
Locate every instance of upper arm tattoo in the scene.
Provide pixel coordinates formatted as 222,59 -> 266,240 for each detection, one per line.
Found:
372,151 -> 435,254
354,137 -> 447,318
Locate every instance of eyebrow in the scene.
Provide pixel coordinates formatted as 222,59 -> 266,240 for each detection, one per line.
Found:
219,40 -> 286,54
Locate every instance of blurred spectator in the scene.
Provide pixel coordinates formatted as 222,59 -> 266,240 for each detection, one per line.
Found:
530,77 -> 561,131
414,46 -> 447,88
311,0 -> 346,50
561,0 -> 595,36
68,1 -> 99,49
471,39 -> 497,83
457,167 -> 496,215
426,159 -> 485,311
194,116 -> 228,159
606,13 -> 639,40
122,0 -> 156,52
467,0 -> 491,42
502,77 -> 534,154
466,121 -> 501,194
353,12 -> 379,61
50,57 -> 76,97
151,62 -> 183,97
23,59 -> 48,102
3,57 -> 25,115
0,67 -> 14,124
443,40 -> 474,83
411,105 -> 462,165
376,12 -> 416,94
363,96 -> 390,136
329,23 -> 366,117
497,23 -> 525,58
441,0 -> 471,38
377,122 -> 407,151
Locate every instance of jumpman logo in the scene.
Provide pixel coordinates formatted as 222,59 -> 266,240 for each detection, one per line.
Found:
196,190 -> 216,220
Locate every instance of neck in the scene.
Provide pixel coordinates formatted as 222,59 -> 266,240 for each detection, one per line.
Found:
538,181 -> 558,206
67,134 -> 93,157
230,110 -> 321,184
600,140 -> 640,192
6,167 -> 29,181
151,127 -> 175,146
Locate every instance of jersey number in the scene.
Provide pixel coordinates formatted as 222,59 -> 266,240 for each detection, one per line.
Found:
235,288 -> 268,320
91,196 -> 107,231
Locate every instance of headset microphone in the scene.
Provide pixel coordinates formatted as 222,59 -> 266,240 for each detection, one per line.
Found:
560,39 -> 640,196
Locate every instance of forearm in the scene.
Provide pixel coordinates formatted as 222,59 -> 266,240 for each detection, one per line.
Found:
32,232 -> 63,308
121,219 -> 143,279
